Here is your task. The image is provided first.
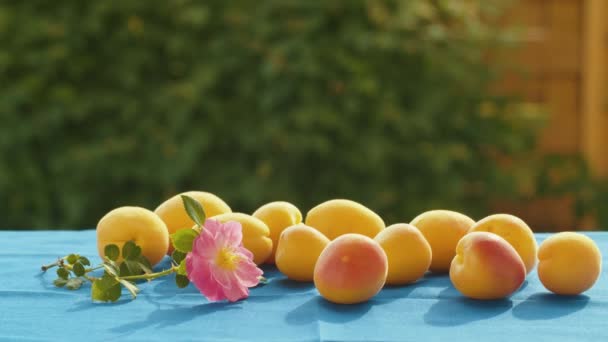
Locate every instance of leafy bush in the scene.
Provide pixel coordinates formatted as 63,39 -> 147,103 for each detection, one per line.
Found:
0,0 -> 545,229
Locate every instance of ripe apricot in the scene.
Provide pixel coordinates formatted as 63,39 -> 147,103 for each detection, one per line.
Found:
97,206 -> 169,266
305,199 -> 385,240
410,210 -> 475,273
538,232 -> 602,295
275,224 -> 330,281
252,201 -> 302,264
469,214 -> 537,274
374,223 -> 432,285
314,234 -> 388,304
450,232 -> 526,300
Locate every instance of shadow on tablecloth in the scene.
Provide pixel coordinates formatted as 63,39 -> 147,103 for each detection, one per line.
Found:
511,293 -> 589,320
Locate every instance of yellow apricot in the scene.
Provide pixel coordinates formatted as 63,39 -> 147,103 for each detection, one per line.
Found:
275,224 -> 330,281
374,223 -> 432,285
305,199 -> 385,240
469,214 -> 537,274
97,206 -> 169,266
538,232 -> 602,295
210,213 -> 273,265
154,191 -> 231,254
410,210 -> 475,273
314,234 -> 388,304
252,201 -> 303,264
450,232 -> 526,300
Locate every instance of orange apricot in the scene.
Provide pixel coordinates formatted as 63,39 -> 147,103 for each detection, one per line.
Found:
314,234 -> 388,304
410,210 -> 475,273
450,232 -> 526,300
538,232 -> 602,295
469,214 -> 537,274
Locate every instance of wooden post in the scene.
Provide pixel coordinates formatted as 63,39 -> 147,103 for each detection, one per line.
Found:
582,0 -> 607,177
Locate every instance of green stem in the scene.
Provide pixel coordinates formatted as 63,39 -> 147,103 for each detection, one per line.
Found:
64,263 -> 98,271
41,258 -> 64,272
118,267 -> 177,281
84,274 -> 97,282
85,265 -> 104,273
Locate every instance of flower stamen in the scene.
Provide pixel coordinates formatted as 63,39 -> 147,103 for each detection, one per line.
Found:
215,247 -> 241,270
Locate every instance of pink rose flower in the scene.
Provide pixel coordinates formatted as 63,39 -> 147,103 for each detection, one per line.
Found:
186,219 -> 263,302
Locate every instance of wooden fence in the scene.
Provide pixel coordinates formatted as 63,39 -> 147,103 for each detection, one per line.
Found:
494,0 -> 607,230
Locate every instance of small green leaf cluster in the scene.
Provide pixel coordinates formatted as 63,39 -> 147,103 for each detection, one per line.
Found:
91,241 -> 152,302
52,254 -> 91,290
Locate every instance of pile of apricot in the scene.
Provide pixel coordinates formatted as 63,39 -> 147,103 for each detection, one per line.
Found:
96,192 -> 602,304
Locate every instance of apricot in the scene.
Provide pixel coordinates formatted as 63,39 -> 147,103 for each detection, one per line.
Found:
97,206 -> 169,266
469,214 -> 537,274
450,232 -> 526,300
252,201 -> 303,264
154,191 -> 231,254
314,234 -> 388,304
210,213 -> 272,265
410,210 -> 475,273
275,224 -> 330,281
305,199 -> 385,240
374,223 -> 432,285
538,232 -> 602,295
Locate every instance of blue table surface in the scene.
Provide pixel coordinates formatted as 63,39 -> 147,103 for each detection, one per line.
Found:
0,230 -> 606,341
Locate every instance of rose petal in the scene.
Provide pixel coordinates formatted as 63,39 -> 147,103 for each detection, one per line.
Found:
198,269 -> 224,302
186,253 -> 207,284
193,229 -> 218,260
223,276 -> 249,302
216,221 -> 243,247
235,245 -> 254,261
234,260 -> 263,287
203,219 -> 223,238
186,258 -> 225,301
210,266 -> 234,289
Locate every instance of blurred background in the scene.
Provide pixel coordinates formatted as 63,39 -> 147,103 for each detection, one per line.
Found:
0,0 -> 606,231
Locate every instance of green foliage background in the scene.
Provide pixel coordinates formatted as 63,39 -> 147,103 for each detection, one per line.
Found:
1,0 -> 595,229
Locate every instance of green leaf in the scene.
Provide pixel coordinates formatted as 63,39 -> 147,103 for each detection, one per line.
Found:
119,262 -> 132,277
122,241 -> 141,260
119,260 -> 143,277
180,195 -> 206,227
104,245 -> 120,261
92,274 -> 121,302
106,284 -> 122,302
72,262 -> 85,277
175,274 -> 189,288
172,250 -> 187,264
118,279 -> 139,299
170,229 -> 198,253
66,254 -> 79,264
53,278 -> 68,287
56,268 -> 69,280
93,274 -> 117,291
136,256 -> 153,274
78,256 -> 91,266
66,278 -> 84,290
177,259 -> 187,276
258,276 -> 269,285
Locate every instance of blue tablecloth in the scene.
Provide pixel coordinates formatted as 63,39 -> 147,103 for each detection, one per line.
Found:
1,230 -> 606,341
